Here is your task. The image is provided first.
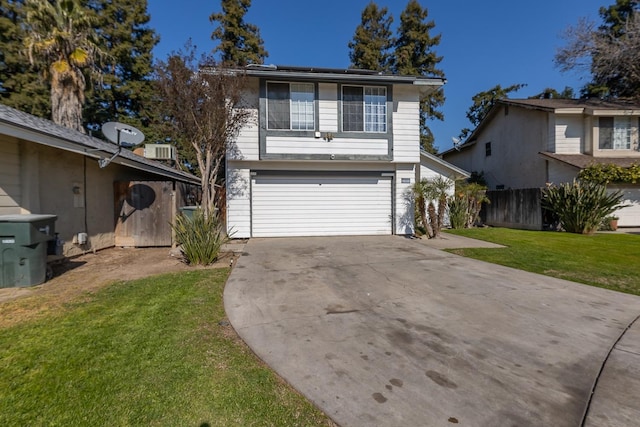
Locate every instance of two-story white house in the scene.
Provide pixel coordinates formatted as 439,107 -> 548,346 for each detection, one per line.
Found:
441,98 -> 640,227
225,65 -> 463,238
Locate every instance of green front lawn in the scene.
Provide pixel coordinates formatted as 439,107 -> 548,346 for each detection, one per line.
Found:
444,228 -> 640,296
0,269 -> 332,426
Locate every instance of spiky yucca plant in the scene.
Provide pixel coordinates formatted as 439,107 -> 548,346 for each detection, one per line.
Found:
541,180 -> 627,235
172,208 -> 229,265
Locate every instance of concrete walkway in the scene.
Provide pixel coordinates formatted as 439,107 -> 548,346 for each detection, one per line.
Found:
225,235 -> 640,426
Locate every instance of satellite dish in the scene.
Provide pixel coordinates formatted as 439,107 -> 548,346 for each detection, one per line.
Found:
97,122 -> 146,168
102,122 -> 145,148
451,137 -> 461,151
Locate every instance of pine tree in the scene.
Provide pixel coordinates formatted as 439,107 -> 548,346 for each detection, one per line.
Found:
599,0 -> 639,36
210,0 -> 267,66
0,0 -> 49,117
83,0 -> 159,137
393,0 -> 445,153
348,2 -> 394,71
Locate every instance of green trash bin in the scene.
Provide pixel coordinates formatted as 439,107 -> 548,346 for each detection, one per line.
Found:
0,214 -> 57,288
179,206 -> 200,220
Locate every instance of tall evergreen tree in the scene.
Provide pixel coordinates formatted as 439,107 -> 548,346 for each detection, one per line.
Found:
83,0 -> 159,136
599,0 -> 639,36
348,2 -> 394,71
0,0 -> 49,117
210,0 -> 267,66
393,0 -> 445,153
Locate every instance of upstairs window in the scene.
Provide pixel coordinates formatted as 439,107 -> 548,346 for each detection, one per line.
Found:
485,142 -> 492,157
342,85 -> 387,133
599,116 -> 632,150
267,82 -> 315,130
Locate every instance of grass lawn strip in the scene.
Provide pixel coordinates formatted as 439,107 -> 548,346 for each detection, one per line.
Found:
0,269 -> 333,426
444,228 -> 640,296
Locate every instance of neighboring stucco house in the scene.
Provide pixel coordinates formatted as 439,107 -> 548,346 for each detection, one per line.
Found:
0,104 -> 200,256
441,98 -> 640,227
225,65 -> 466,238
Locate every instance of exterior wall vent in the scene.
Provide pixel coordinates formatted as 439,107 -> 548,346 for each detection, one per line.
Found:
144,144 -> 175,160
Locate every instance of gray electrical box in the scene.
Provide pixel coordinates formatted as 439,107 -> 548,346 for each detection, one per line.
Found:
0,214 -> 57,288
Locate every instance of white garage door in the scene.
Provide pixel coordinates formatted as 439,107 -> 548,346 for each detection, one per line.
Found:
616,187 -> 640,227
251,173 -> 393,237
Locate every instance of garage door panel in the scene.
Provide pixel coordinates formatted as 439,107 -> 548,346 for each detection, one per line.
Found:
616,188 -> 640,227
252,174 -> 392,237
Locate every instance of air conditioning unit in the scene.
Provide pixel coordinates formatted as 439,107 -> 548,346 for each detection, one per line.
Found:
144,144 -> 175,160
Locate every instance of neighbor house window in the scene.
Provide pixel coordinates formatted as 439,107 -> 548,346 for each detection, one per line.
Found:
485,142 -> 492,157
267,82 -> 315,130
599,116 -> 632,150
342,85 -> 387,132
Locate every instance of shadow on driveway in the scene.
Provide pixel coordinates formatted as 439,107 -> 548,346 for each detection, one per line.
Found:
225,236 -> 640,427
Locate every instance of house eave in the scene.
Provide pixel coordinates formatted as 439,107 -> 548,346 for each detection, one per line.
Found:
210,64 -> 446,88
0,105 -> 200,185
421,150 -> 471,178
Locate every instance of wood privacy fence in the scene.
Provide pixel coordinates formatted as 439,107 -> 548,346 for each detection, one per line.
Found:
482,188 -> 544,230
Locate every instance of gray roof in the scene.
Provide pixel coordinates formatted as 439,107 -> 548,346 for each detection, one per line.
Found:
539,152 -> 640,169
501,98 -> 640,112
440,98 -> 640,157
420,150 -> 470,178
0,103 -> 200,185
210,64 -> 446,87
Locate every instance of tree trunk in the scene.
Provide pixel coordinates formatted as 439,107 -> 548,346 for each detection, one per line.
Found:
427,201 -> 438,238
51,70 -> 86,133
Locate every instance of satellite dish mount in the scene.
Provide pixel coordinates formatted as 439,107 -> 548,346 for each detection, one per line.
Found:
98,122 -> 145,168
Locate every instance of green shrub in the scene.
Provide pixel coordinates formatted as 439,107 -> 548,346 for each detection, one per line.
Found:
448,195 -> 469,229
172,208 -> 230,265
541,180 -> 627,234
578,163 -> 640,184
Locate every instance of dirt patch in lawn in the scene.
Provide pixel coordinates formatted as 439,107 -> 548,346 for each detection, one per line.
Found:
0,246 -> 239,328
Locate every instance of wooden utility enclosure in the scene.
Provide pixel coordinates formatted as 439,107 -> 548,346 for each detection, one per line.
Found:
114,181 -> 174,247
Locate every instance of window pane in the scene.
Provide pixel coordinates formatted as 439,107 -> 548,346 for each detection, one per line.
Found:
599,117 -> 613,149
291,83 -> 315,130
267,82 -> 290,129
343,86 -> 363,132
613,117 -> 631,149
364,87 -> 386,132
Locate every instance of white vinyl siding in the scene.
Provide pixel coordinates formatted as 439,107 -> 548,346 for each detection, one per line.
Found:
554,116 -> 583,154
395,164 -> 416,234
318,83 -> 338,133
232,80 -> 260,161
251,174 -> 392,237
265,136 -> 388,156
392,85 -> 420,163
226,165 -> 252,238
0,138 -> 21,214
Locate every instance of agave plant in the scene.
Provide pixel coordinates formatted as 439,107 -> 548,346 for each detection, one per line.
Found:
541,180 -> 627,234
172,208 -> 230,265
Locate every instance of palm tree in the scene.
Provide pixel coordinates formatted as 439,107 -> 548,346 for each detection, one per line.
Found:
24,0 -> 103,132
413,176 -> 451,238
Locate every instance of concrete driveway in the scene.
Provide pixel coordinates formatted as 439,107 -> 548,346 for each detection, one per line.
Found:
224,236 -> 640,426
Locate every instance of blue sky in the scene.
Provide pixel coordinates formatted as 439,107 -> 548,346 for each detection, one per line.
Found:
148,0 -> 607,152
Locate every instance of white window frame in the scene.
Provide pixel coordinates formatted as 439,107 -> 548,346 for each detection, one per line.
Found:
599,116 -> 633,150
266,82 -> 315,131
342,85 -> 387,133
